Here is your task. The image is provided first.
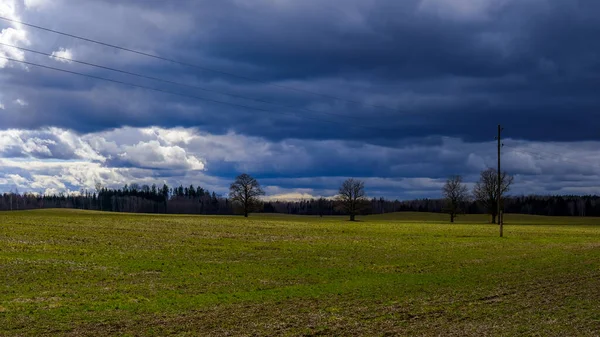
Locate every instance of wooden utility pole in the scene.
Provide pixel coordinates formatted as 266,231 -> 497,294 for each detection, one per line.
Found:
496,124 -> 503,237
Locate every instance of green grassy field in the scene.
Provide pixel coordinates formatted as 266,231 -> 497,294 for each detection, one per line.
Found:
0,210 -> 599,336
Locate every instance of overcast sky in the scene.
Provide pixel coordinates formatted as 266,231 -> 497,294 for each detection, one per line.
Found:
1,0 -> 599,200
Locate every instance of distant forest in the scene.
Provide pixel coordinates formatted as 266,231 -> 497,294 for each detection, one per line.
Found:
1,183 -> 600,217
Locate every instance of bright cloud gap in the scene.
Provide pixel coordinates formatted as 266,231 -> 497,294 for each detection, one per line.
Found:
0,126 -> 599,199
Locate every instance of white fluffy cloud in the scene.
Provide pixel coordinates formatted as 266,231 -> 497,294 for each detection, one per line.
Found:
50,127 -> 105,162
86,127 -> 309,173
119,141 -> 205,170
0,129 -> 55,156
50,47 -> 73,63
1,126 -> 600,198
23,0 -> 48,10
6,173 -> 28,188
14,98 -> 27,106
262,192 -> 322,201
0,125 -> 599,198
0,128 -> 208,169
261,185 -> 331,201
0,0 -> 29,68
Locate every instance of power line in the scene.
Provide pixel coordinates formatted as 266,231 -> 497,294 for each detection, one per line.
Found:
0,15 -> 409,115
0,55 -> 397,132
510,148 -> 598,167
510,148 -> 572,161
508,146 -> 597,162
504,147 -> 600,173
0,42 -> 374,122
503,139 -> 599,165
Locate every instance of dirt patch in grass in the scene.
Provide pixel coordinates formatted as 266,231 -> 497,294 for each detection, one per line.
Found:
55,271 -> 600,336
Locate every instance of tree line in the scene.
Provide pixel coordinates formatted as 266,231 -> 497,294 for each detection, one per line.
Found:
0,183 -> 230,215
2,171 -> 600,220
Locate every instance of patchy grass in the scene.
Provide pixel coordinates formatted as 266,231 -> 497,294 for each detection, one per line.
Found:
0,209 -> 599,336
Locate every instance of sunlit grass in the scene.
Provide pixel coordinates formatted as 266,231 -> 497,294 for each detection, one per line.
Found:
1,209 -> 598,335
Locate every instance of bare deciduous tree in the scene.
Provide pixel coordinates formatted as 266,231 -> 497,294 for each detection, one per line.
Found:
442,175 -> 469,223
473,168 -> 514,224
335,178 -> 368,221
229,173 -> 265,217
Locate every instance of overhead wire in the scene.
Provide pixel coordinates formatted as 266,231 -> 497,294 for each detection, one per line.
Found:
0,55 -> 398,133
508,148 -> 599,167
0,15 -> 410,115
503,139 -> 599,163
0,42 -> 375,122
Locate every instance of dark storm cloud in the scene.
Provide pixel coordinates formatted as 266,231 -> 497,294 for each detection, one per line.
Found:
0,0 -> 598,143
1,0 -> 600,198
